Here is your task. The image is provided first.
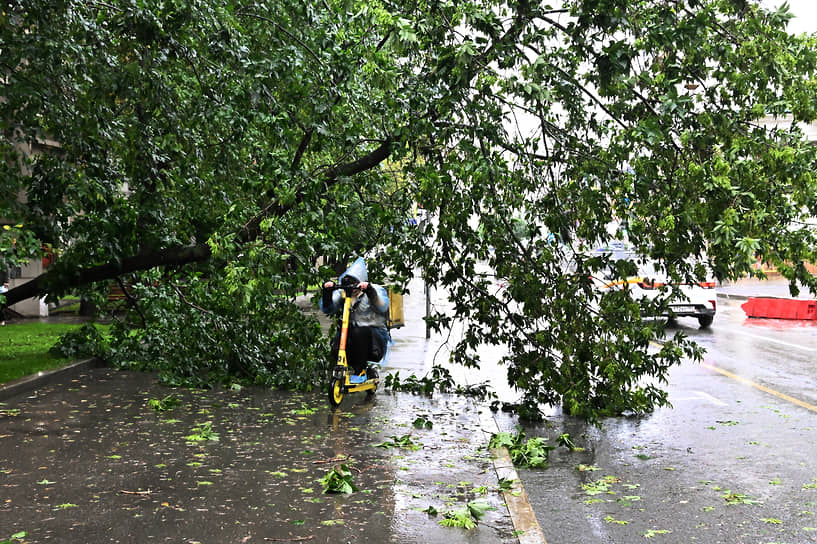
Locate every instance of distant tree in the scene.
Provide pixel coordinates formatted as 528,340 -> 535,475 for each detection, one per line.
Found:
2,0 -> 816,416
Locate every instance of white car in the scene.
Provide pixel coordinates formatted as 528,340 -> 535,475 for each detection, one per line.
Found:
594,249 -> 717,328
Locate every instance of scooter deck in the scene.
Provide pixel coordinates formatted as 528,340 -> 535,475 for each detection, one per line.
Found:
346,380 -> 377,393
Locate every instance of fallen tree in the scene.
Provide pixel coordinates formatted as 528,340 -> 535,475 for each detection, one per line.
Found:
3,0 -> 817,418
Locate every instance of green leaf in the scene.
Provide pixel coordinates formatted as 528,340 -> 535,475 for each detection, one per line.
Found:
320,464 -> 358,494
412,416 -> 433,429
440,508 -> 477,530
490,429 -> 553,468
375,435 -> 421,450
184,422 -> 219,442
467,501 -> 494,520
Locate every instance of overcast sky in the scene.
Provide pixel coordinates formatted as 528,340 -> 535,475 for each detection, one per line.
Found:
761,0 -> 816,34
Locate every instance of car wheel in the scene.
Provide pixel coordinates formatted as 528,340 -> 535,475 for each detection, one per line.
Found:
698,315 -> 714,328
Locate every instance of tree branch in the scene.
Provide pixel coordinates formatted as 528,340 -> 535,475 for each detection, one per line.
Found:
3,137 -> 396,310
2,244 -> 212,308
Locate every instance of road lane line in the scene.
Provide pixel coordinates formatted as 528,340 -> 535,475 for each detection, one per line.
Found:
694,390 -> 729,406
701,362 -> 817,414
729,329 -> 816,352
670,392 -> 728,406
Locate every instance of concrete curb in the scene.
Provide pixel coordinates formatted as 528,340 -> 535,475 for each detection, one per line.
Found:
479,407 -> 548,544
0,358 -> 103,401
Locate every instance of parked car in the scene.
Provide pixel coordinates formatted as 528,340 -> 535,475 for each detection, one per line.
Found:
594,248 -> 717,328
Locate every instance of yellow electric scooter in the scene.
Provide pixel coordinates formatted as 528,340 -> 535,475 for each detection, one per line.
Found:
327,282 -> 381,408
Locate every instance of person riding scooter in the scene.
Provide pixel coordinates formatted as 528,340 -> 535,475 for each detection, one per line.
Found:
320,257 -> 390,383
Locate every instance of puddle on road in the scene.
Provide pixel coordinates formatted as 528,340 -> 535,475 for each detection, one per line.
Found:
0,368 -> 514,543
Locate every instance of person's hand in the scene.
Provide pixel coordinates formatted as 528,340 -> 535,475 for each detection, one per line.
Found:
357,281 -> 369,292
324,281 -> 335,289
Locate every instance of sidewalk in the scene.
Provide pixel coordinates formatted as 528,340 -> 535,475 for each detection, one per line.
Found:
0,284 -> 534,544
1,367 -> 523,544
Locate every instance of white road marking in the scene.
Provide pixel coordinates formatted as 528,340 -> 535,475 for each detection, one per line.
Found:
731,329 -> 816,352
672,391 -> 729,406
694,390 -> 729,406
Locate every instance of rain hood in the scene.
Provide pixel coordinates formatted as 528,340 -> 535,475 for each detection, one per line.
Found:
339,257 -> 369,284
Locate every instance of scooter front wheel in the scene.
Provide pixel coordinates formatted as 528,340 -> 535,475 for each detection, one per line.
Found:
328,377 -> 345,408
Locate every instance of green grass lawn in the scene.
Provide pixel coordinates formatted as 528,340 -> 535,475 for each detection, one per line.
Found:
0,322 -> 87,384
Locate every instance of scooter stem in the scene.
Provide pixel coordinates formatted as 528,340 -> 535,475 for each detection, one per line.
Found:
337,292 -> 353,367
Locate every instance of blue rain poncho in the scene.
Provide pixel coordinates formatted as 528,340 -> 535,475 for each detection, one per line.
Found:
320,257 -> 390,329
320,258 -> 391,368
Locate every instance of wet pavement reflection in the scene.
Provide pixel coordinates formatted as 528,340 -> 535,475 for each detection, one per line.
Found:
490,296 -> 817,544
0,368 -> 515,543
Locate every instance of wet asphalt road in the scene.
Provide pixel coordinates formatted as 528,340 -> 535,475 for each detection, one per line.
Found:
489,297 -> 817,544
382,276 -> 817,543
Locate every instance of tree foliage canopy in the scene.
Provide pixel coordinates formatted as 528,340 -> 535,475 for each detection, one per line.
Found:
2,0 -> 817,417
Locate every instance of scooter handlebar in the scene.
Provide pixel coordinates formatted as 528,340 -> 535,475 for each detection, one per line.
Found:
326,282 -> 361,296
